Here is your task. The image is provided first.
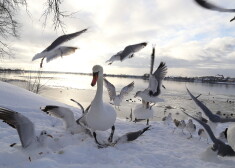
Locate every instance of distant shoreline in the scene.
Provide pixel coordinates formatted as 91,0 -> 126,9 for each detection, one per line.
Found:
1,68 -> 235,85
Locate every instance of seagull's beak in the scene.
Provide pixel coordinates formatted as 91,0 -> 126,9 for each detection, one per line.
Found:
91,72 -> 99,86
47,134 -> 53,138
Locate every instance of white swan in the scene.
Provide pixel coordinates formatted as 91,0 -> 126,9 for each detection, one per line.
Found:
83,65 -> 117,146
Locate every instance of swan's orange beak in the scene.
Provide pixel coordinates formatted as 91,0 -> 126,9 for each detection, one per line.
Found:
91,72 -> 99,86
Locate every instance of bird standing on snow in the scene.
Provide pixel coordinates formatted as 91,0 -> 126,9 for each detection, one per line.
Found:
32,28 -> 87,68
0,107 -> 53,149
184,111 -> 235,157
162,113 -> 172,126
198,128 -> 209,143
78,65 -> 117,148
106,42 -> 147,65
173,119 -> 186,134
186,119 -> 196,139
103,78 -> 134,110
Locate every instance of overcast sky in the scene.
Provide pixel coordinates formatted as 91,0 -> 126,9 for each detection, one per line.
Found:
1,0 -> 235,77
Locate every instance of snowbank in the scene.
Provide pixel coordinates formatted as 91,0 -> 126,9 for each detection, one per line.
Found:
0,81 -> 234,168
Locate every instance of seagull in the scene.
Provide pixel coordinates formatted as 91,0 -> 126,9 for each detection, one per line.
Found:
162,113 -> 172,126
183,111 -> 235,157
0,107 -> 53,149
40,105 -> 84,134
194,0 -> 235,12
103,78 -> 134,110
32,28 -> 87,68
186,119 -> 196,139
113,126 -> 151,145
187,88 -> 235,123
173,119 -> 186,134
194,0 -> 235,22
198,128 -> 209,143
134,46 -> 167,103
106,42 -> 147,65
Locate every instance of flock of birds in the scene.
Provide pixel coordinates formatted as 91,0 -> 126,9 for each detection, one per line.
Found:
0,0 -> 235,161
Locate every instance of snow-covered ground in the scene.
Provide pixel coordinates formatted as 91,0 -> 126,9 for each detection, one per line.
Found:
0,81 -> 235,168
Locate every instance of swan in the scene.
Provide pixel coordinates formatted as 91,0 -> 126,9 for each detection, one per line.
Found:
103,77 -> 134,110
81,65 -> 117,147
106,42 -> 147,65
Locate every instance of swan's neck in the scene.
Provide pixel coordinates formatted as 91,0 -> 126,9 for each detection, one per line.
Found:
93,74 -> 103,104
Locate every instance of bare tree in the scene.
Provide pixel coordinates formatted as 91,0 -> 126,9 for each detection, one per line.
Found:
42,0 -> 76,32
0,0 -> 27,58
0,0 -> 75,58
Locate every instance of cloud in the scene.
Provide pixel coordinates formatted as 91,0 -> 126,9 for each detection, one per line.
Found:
1,0 -> 235,77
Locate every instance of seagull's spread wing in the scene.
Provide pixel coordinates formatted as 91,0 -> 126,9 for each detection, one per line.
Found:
0,107 -> 35,148
186,88 -> 221,122
45,46 -> 78,63
183,111 -> 218,144
43,28 -> 87,52
152,62 -> 167,96
41,106 -> 76,129
194,0 -> 235,12
150,46 -> 155,75
120,42 -> 147,61
115,126 -> 150,144
119,81 -> 134,99
103,78 -> 116,101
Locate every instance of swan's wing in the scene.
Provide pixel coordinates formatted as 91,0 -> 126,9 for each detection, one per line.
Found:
194,0 -> 235,12
70,99 -> 84,113
186,88 -> 221,123
45,46 -> 78,63
40,106 -> 76,129
0,107 -> 35,148
119,81 -> 134,99
43,28 -> 87,52
103,78 -> 116,101
120,42 -> 147,61
152,62 -> 167,96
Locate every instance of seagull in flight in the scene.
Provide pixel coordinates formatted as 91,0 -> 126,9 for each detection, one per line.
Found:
183,111 -> 235,157
187,88 -> 235,123
0,107 -> 53,149
194,0 -> 235,22
104,78 -> 134,110
32,28 -> 87,68
135,45 -> 167,103
106,42 -> 147,65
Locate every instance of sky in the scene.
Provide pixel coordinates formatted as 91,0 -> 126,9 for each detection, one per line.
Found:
1,0 -> 235,77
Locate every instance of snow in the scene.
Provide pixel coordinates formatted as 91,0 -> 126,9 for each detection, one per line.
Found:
0,81 -> 235,168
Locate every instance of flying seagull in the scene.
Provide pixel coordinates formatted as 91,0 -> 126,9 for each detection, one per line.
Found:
187,88 -> 235,123
106,42 -> 147,65
194,0 -> 235,22
104,78 -> 134,110
183,111 -> 235,157
40,105 -> 84,134
0,107 -> 53,149
32,28 -> 87,68
194,0 -> 235,12
135,46 -> 167,103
